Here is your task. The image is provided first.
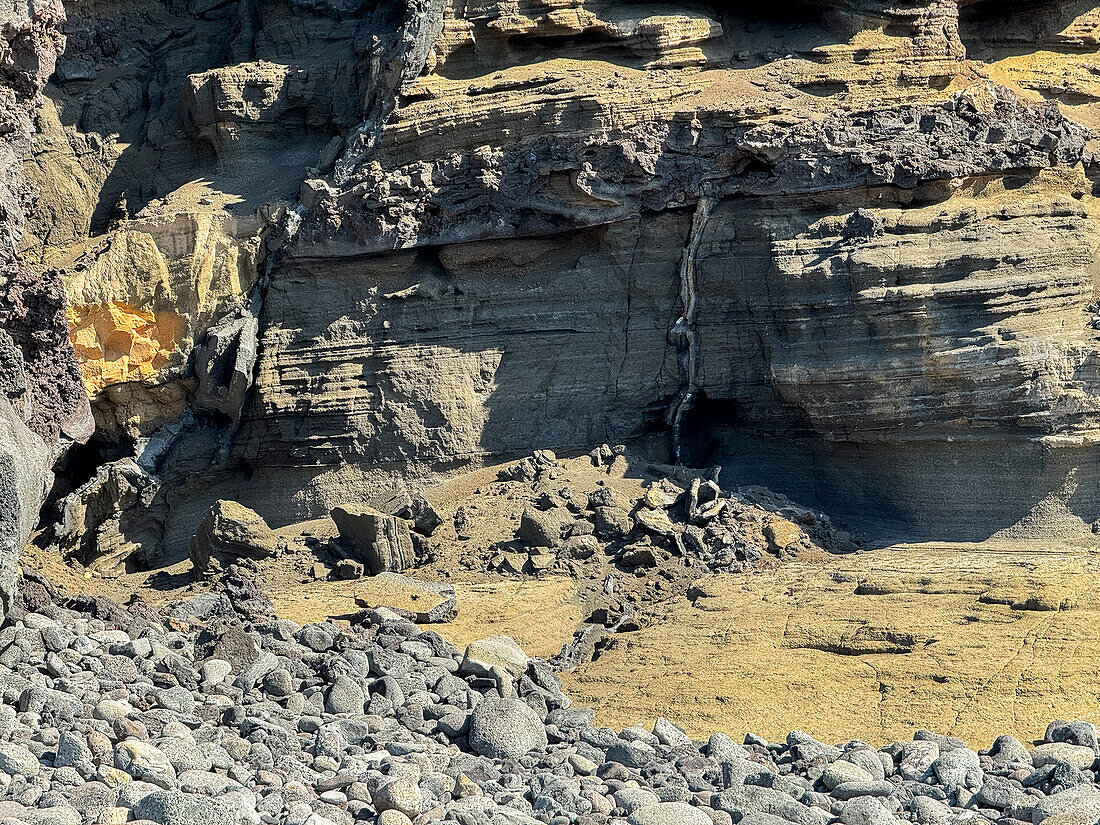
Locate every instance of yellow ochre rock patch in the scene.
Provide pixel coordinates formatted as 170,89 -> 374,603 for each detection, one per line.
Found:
67,302 -> 180,393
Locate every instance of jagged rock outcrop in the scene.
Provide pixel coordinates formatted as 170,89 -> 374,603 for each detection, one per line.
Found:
20,0 -> 411,439
232,0 -> 1100,540
24,0 -> 1100,558
55,458 -> 161,577
0,397 -> 49,613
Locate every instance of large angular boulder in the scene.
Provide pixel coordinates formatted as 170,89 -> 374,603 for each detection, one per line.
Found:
189,500 -> 281,576
377,486 -> 443,536
56,458 -> 161,577
191,310 -> 259,421
330,504 -> 415,574
459,635 -> 528,679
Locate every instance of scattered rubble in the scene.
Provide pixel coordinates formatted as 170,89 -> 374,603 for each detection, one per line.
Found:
352,573 -> 457,625
0,574 -> 1098,825
476,449 -> 857,580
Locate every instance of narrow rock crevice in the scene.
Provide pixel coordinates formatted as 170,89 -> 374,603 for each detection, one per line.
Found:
669,194 -> 714,465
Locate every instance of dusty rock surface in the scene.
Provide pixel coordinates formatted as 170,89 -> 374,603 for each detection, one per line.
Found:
6,537 -> 1100,825
11,1 -> 1100,802
0,0 -> 90,618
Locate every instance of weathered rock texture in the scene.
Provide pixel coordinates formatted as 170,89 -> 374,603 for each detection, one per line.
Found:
189,500 -> 281,577
28,0 -> 1100,561
331,504 -> 416,574
0,397 -> 48,613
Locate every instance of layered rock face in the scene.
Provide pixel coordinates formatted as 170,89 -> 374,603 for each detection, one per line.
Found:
242,0 -> 1100,540
28,0 -> 1100,565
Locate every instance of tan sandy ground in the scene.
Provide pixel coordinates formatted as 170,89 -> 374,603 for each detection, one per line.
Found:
262,539 -> 1100,747
560,541 -> 1100,746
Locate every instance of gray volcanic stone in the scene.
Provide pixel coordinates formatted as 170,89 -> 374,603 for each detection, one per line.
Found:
1032,743 -> 1096,769
910,797 -> 954,825
1027,761 -> 1092,796
114,740 -> 176,784
898,740 -> 939,780
843,750 -> 886,782
299,623 -> 338,653
0,396 -> 50,617
932,748 -> 982,789
712,785 -> 829,825
830,782 -> 897,801
325,674 -> 365,714
18,807 -> 81,825
629,805 -> 720,825
740,816 -> 802,825
468,697 -> 547,760
373,778 -> 422,818
988,735 -> 1033,766
823,760 -> 874,790
460,636 -> 528,679
0,742 -> 39,776
193,621 -> 259,672
977,777 -> 1029,810
1031,786 -> 1100,825
707,733 -> 751,764
840,797 -> 896,825
263,668 -> 293,696
133,790 -> 235,825
156,739 -> 210,774
654,717 -> 692,748
1048,722 -> 1100,754
615,789 -> 660,814
232,650 -> 278,690
608,739 -> 657,768
54,731 -> 91,768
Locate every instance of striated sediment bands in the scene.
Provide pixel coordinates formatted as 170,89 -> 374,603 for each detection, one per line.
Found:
21,0 -> 1100,573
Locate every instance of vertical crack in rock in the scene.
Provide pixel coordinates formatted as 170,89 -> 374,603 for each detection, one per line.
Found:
28,0 -> 1100,546
192,202 -> 306,435
669,194 -> 714,465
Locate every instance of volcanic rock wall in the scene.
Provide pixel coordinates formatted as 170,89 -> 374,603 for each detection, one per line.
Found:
26,0 -> 1100,567
0,0 -> 89,611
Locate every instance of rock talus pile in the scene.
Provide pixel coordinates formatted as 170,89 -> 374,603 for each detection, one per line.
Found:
0,588 -> 1096,825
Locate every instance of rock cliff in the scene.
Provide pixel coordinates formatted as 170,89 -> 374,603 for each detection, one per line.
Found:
0,0 -> 88,612
21,0 -> 1100,571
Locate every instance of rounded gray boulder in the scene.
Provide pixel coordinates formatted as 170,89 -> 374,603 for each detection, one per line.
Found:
468,696 -> 547,760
